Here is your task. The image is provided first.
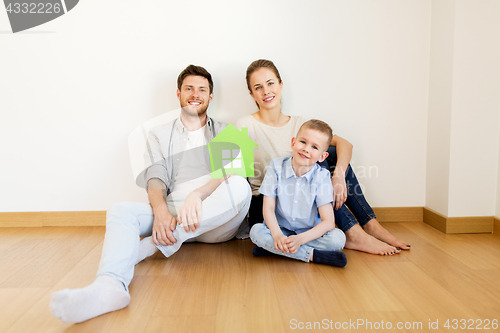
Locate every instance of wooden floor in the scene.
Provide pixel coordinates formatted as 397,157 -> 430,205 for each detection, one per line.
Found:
0,222 -> 499,333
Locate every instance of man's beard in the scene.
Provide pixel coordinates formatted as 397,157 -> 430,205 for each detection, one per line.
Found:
181,104 -> 208,117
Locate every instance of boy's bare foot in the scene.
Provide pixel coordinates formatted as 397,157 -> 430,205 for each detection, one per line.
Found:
344,225 -> 399,255
362,218 -> 411,250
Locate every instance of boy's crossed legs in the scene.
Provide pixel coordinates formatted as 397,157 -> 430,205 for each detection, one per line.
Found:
249,223 -> 347,267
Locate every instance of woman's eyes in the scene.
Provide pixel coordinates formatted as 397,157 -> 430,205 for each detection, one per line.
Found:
255,82 -> 273,90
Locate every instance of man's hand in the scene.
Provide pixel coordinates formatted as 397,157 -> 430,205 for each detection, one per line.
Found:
273,233 -> 289,253
284,234 -> 303,254
177,190 -> 203,233
152,203 -> 177,246
331,168 -> 347,210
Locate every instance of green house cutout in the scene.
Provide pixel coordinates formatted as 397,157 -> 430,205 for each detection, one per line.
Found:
206,124 -> 258,178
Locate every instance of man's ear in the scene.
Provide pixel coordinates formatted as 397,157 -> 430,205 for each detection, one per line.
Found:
209,93 -> 213,102
176,89 -> 181,101
318,151 -> 329,163
291,136 -> 296,149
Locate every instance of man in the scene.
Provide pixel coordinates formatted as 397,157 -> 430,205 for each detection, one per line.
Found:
50,65 -> 252,323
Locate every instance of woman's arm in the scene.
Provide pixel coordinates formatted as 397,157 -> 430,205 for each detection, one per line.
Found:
330,135 -> 353,210
330,135 -> 353,172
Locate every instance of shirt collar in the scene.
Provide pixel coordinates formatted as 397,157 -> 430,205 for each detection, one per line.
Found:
284,157 -> 317,182
175,116 -> 212,134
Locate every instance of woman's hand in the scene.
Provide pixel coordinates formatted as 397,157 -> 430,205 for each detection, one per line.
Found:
152,203 -> 177,246
284,234 -> 303,254
177,190 -> 203,232
273,233 -> 289,253
331,168 -> 347,210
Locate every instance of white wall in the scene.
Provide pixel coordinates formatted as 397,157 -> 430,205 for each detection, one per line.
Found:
496,114 -> 500,219
0,0 -> 430,212
426,0 -> 455,216
425,0 -> 500,218
444,0 -> 500,217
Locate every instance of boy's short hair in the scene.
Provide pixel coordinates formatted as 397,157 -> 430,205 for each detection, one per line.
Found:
177,65 -> 214,94
297,119 -> 333,148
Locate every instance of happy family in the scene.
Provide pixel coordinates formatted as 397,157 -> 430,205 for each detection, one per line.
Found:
49,60 -> 410,323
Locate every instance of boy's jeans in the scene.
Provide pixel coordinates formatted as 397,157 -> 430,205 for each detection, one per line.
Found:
250,223 -> 346,262
96,176 -> 251,291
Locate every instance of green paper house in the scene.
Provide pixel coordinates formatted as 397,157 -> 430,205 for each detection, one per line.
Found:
206,124 -> 258,178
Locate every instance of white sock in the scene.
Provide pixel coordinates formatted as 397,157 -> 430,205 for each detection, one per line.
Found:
50,275 -> 130,323
136,236 -> 159,265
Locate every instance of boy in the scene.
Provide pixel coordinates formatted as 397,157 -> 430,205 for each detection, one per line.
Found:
249,119 -> 347,267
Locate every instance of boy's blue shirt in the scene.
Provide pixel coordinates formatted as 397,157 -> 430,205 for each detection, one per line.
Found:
259,157 -> 334,234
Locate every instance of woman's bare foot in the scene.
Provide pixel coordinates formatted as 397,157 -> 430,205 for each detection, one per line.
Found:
362,218 -> 411,250
344,225 -> 399,255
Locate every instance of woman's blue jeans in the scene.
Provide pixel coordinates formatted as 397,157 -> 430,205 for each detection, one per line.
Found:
248,147 -> 376,233
320,146 -> 377,232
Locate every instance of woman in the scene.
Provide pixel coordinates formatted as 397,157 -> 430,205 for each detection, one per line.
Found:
234,59 -> 410,256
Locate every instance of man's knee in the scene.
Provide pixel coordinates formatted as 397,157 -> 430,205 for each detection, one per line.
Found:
106,202 -> 138,226
227,176 -> 251,206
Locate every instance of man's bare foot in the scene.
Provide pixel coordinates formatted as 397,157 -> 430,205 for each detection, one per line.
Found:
362,218 -> 411,250
344,225 -> 399,255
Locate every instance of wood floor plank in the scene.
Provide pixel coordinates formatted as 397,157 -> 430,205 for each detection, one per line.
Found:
145,315 -> 216,333
393,223 -> 500,318
272,271 -> 346,327
151,242 -> 224,317
0,288 -> 48,332
213,240 -> 286,333
5,240 -> 104,333
1,224 -> 499,332
0,228 -> 27,256
320,311 -> 427,332
319,250 -> 406,313
0,228 -> 68,281
401,222 -> 500,269
134,251 -> 175,277
366,261 -> 480,320
0,227 -> 104,288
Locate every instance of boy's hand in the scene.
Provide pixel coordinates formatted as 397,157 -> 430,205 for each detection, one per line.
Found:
284,234 -> 303,254
273,233 -> 289,253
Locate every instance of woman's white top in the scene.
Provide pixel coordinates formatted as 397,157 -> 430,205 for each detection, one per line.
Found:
233,114 -> 306,195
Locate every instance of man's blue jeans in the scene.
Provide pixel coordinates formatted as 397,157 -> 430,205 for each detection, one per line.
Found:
97,176 -> 251,290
